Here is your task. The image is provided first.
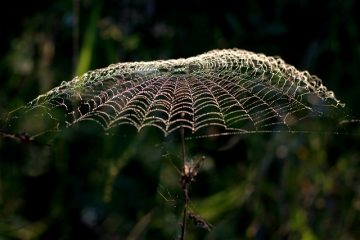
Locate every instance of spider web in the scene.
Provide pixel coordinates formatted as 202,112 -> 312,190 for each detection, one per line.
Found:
6,49 -> 345,137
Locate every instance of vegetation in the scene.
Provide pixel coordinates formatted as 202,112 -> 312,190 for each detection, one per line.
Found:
1,1 -> 359,239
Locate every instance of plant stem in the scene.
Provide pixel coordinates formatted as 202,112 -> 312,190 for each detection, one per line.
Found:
179,124 -> 188,240
180,199 -> 187,240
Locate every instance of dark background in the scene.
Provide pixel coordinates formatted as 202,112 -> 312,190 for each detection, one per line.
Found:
0,0 -> 360,239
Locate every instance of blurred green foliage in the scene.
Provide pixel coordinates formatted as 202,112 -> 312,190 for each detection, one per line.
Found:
0,0 -> 360,239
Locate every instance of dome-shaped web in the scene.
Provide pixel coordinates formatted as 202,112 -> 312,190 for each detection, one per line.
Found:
12,49 -> 344,137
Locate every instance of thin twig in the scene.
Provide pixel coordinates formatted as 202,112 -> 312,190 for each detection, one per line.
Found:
180,200 -> 187,240
180,120 -> 186,166
179,120 -> 188,240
